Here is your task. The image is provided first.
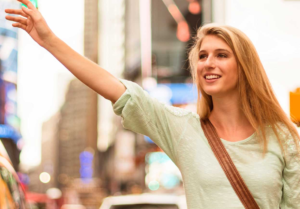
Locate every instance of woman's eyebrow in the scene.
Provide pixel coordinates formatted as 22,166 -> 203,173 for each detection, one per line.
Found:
215,49 -> 231,53
199,48 -> 232,53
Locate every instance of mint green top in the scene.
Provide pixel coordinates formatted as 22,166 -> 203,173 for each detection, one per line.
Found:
112,79 -> 300,209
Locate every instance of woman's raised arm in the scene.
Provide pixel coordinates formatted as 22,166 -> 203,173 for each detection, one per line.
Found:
5,0 -> 126,103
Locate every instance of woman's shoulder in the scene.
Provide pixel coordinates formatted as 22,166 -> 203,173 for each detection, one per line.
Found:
115,78 -> 200,122
162,104 -> 200,119
266,123 -> 300,158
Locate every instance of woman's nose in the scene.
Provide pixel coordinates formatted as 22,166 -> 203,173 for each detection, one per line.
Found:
204,56 -> 216,69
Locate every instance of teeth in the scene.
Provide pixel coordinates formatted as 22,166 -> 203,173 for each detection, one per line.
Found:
205,75 -> 220,80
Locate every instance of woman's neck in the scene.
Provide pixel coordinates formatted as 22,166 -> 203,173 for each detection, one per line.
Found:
209,93 -> 255,141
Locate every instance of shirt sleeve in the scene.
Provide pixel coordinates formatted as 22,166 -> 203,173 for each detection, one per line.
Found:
112,79 -> 192,164
281,136 -> 300,209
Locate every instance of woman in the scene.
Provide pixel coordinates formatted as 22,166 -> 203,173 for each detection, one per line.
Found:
5,0 -> 300,208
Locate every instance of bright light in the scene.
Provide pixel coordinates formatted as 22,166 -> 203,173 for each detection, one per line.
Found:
46,188 -> 62,199
148,180 -> 160,191
39,172 -> 51,184
188,1 -> 201,14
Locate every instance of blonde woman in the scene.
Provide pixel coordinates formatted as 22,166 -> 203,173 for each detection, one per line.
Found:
5,0 -> 300,208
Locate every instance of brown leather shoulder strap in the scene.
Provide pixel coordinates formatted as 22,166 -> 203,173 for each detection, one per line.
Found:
200,119 -> 260,209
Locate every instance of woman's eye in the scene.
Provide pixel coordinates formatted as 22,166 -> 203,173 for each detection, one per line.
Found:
199,54 -> 207,59
218,53 -> 227,58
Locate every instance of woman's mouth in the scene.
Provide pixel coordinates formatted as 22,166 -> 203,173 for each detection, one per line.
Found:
205,75 -> 221,79
204,74 -> 221,82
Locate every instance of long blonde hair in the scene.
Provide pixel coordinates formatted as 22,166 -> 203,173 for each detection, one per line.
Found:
189,24 -> 300,156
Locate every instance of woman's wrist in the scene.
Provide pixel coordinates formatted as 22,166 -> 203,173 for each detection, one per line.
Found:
41,33 -> 59,49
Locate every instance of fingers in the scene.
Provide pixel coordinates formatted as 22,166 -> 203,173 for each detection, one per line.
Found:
21,6 -> 40,21
17,0 -> 36,10
6,1 -> 41,23
5,16 -> 28,26
5,9 -> 28,18
12,23 -> 27,31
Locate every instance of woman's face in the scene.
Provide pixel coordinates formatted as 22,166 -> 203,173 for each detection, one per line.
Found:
197,35 -> 239,97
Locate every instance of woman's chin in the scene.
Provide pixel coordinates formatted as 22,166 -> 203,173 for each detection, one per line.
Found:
203,88 -> 221,96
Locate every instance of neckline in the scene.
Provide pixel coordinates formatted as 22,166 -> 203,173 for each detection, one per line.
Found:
220,132 -> 256,145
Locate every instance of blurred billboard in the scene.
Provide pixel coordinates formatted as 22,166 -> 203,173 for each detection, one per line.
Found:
0,0 -> 20,130
0,0 -> 22,170
290,88 -> 300,124
145,152 -> 182,191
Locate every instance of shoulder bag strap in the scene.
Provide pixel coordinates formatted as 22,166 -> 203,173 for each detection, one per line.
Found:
200,119 -> 260,209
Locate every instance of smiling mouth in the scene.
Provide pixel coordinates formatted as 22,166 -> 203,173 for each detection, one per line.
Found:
204,75 -> 221,80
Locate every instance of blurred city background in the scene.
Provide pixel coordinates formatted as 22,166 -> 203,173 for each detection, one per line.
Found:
0,0 -> 300,208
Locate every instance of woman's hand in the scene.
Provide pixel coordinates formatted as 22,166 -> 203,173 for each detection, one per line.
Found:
5,0 -> 56,47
